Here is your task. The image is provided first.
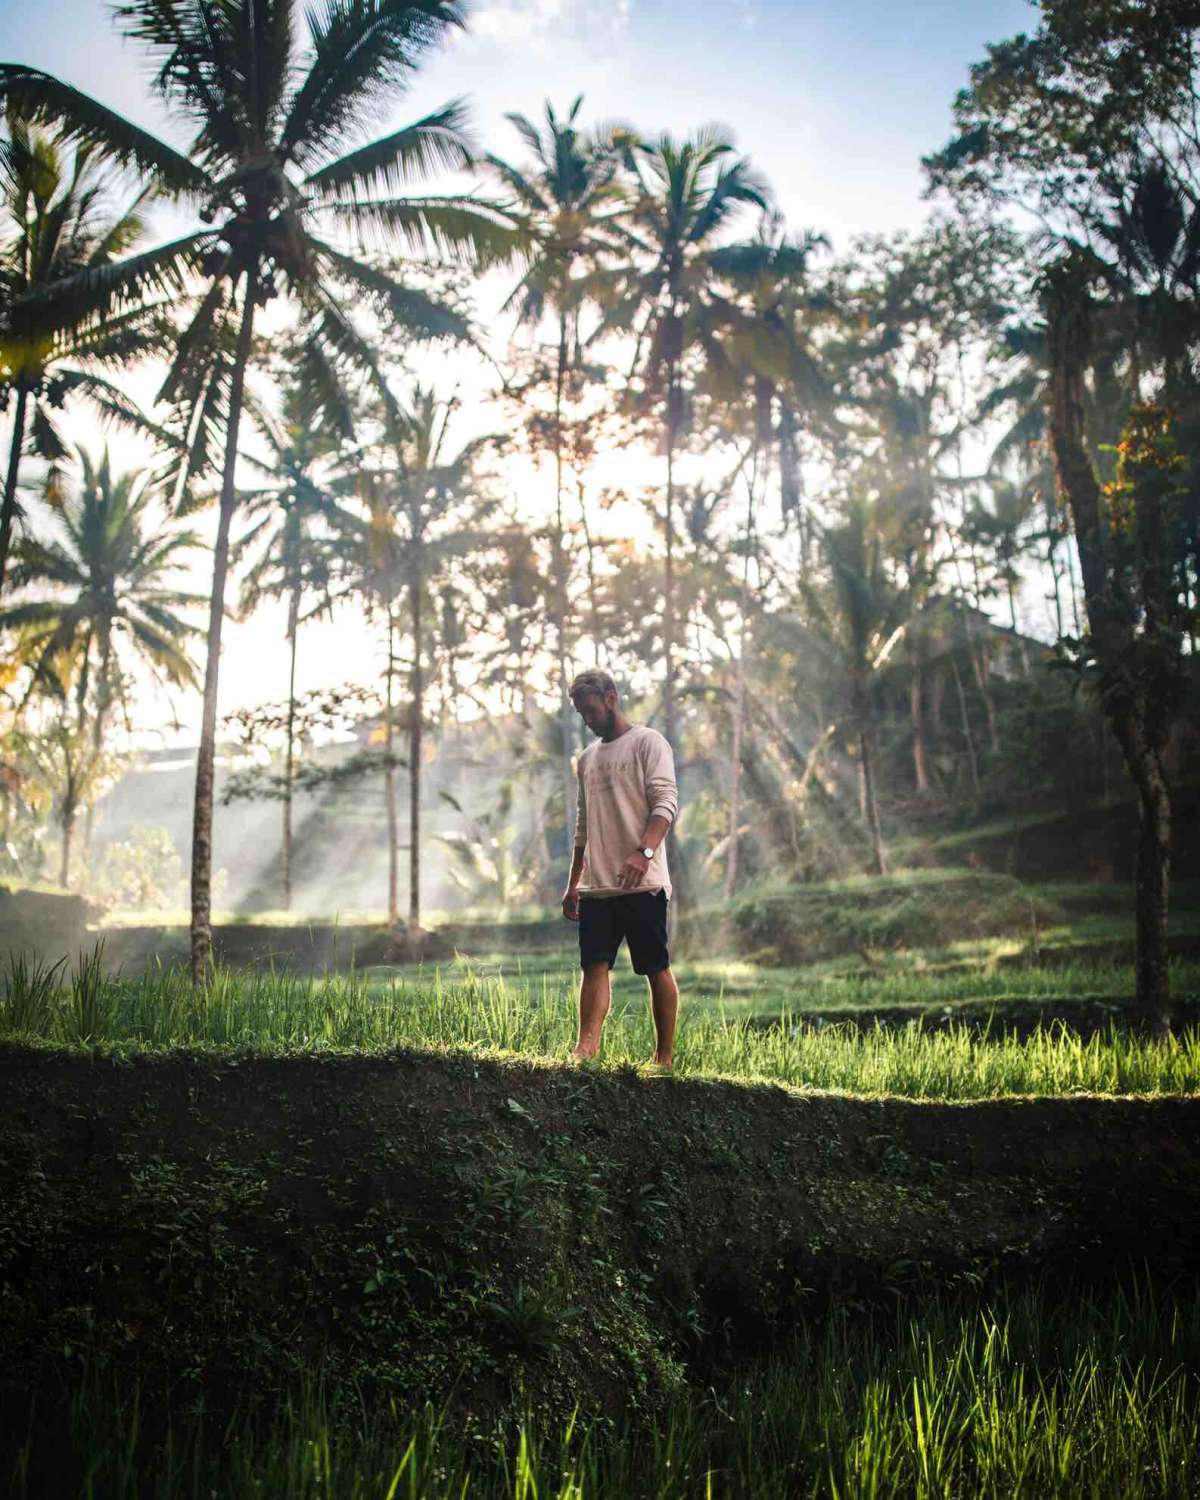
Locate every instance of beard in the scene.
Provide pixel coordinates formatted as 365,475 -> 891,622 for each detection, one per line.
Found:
599,707 -> 617,738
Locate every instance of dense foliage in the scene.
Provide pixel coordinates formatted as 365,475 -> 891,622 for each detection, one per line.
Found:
0,1 -> 1197,1017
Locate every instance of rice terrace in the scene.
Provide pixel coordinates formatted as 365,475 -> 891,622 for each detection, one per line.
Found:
2,0 -> 1200,1495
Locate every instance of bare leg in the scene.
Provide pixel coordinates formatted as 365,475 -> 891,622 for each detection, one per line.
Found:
647,967 -> 679,1067
572,962 -> 611,1058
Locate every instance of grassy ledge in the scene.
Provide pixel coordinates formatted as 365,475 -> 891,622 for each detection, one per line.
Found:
3,1043 -> 1199,1430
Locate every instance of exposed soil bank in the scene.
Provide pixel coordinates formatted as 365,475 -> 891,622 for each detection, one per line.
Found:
2,1047 -> 1198,1421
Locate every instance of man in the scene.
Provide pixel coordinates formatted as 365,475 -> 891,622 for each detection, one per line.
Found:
561,668 -> 680,1071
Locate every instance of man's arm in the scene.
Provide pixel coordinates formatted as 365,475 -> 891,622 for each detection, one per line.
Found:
563,844 -> 585,920
617,734 -> 678,889
564,765 -> 587,920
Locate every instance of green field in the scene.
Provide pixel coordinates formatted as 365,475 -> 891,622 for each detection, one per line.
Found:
10,1280 -> 1198,1500
5,950 -> 1200,1098
6,941 -> 1200,1496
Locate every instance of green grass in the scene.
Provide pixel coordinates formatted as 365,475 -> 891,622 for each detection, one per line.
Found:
10,1279 -> 1199,1499
439,948 -> 1200,1014
4,951 -> 1199,1098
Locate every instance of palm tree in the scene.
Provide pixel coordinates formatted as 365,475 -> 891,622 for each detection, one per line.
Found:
706,213 -> 835,894
1,0 -> 520,980
603,129 -> 768,755
802,497 -> 911,876
7,707 -> 109,889
708,213 -> 836,532
1,446 -> 203,883
234,364 -> 357,910
335,386 -> 493,937
0,113 -> 173,592
489,97 -> 623,825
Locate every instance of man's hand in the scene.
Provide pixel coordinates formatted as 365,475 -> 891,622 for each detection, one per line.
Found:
562,886 -> 581,921
617,850 -> 650,890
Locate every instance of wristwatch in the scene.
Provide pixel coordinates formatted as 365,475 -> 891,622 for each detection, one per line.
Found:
640,846 -> 654,860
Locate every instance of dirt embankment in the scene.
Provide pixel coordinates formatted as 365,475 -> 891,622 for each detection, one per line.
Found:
2,1046 -> 1198,1420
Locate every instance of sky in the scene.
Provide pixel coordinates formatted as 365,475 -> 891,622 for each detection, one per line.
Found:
0,0 -> 1039,742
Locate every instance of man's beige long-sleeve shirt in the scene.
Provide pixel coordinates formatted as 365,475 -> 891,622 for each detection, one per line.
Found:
573,725 -> 678,899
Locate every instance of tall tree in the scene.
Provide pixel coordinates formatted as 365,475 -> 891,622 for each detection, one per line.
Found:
489,97 -> 622,831
335,386 -> 493,938
1,0 -> 520,980
0,446 -> 202,881
706,213 -> 836,892
930,6 -> 1200,1025
1045,266 -> 1191,1035
604,128 -> 768,756
235,362 -> 357,910
0,114 -> 172,592
801,497 -> 912,876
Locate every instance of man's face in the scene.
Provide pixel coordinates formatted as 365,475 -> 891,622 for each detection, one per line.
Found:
573,690 -> 617,739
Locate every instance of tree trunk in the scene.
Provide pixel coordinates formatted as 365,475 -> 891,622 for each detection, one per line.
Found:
282,582 -> 300,912
859,714 -> 886,877
83,631 -> 113,873
385,607 -> 399,929
961,608 -> 999,755
409,572 -> 423,938
950,656 -> 981,799
725,456 -> 757,902
1007,577 -> 1030,674
663,356 -> 680,756
189,268 -> 258,985
1047,524 -> 1066,639
59,800 -> 75,890
910,649 -> 932,795
578,477 -> 602,662
0,382 -> 29,596
661,351 -> 687,921
1133,751 -> 1172,1035
553,316 -> 576,855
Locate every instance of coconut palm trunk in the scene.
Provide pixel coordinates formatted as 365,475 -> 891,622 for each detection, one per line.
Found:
82,629 -> 113,865
662,350 -> 681,755
910,649 -> 932,794
950,656 -> 982,798
59,797 -> 76,888
190,268 -> 258,984
578,477 -> 602,659
0,382 -> 30,596
724,452 -> 758,902
385,606 -> 399,929
409,567 -> 423,938
553,316 -> 575,842
282,581 -> 301,911
858,699 -> 886,877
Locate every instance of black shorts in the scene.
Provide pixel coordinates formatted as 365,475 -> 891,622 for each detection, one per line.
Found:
578,890 -> 670,976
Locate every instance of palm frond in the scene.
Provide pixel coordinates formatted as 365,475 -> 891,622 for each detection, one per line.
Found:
484,153 -> 549,214
53,369 -> 184,452
304,100 -> 473,198
298,284 -> 401,424
0,64 -> 212,197
155,273 -> 233,406
309,238 -> 469,340
18,232 -> 213,338
321,194 -> 524,268
281,0 -> 466,167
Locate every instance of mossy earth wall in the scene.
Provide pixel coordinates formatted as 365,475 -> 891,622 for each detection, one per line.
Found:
2,1045 -> 1198,1422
